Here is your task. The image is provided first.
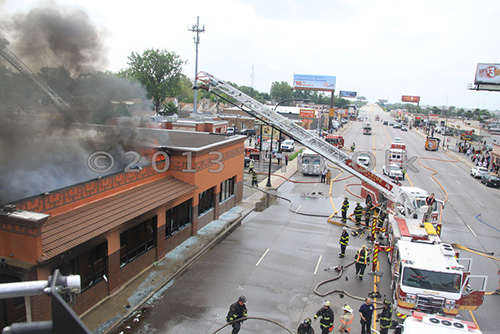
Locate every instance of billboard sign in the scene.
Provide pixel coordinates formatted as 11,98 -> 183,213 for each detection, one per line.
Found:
299,109 -> 315,118
339,90 -> 357,98
293,74 -> 336,91
329,108 -> 336,117
475,63 -> 500,85
402,95 -> 420,103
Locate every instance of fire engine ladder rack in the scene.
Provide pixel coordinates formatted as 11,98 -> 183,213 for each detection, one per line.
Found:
0,38 -> 79,121
197,71 -> 412,209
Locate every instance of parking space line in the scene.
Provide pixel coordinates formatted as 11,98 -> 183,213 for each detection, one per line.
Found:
256,248 -> 270,266
466,224 -> 477,238
314,255 -> 322,275
456,180 -> 461,186
476,199 -> 485,207
295,205 -> 302,213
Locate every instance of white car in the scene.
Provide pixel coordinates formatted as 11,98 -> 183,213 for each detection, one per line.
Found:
227,127 -> 235,134
356,155 -> 370,167
470,166 -> 489,178
281,139 -> 295,152
393,137 -> 403,143
383,164 -> 403,179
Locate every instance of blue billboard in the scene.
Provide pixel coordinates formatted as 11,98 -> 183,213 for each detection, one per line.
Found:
339,90 -> 357,98
293,74 -> 336,91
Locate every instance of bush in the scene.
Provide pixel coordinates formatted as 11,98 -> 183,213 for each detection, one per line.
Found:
289,148 -> 304,161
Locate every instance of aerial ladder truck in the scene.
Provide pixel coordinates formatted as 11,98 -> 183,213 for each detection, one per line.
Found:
0,38 -> 80,121
196,71 -> 488,319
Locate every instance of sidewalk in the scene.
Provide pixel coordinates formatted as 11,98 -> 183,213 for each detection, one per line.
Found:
81,152 -> 299,334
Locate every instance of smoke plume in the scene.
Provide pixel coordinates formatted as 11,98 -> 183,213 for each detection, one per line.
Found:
0,1 -> 154,206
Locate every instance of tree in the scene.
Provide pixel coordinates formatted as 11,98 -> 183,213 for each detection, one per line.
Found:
123,49 -> 185,112
270,81 -> 294,104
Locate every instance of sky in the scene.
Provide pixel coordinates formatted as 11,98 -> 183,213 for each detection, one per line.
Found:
3,0 -> 500,111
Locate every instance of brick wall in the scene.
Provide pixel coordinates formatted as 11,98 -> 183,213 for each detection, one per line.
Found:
197,208 -> 215,230
164,226 -> 192,254
120,247 -> 157,284
235,180 -> 243,203
219,196 -> 236,215
108,251 -> 121,294
71,279 -> 109,316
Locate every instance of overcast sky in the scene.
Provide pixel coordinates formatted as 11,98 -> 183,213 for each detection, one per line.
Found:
4,0 -> 500,110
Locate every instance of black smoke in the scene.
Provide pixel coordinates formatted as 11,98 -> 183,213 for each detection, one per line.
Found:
0,2 -> 154,206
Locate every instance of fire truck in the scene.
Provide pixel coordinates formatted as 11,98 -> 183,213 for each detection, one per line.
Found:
363,122 -> 372,135
324,134 -> 344,148
396,311 -> 483,333
195,72 -> 488,318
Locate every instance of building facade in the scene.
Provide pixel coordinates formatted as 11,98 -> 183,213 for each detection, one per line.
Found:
0,129 -> 245,327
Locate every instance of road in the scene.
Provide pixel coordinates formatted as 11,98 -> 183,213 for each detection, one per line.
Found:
117,104 -> 500,334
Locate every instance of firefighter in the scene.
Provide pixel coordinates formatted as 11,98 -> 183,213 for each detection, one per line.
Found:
297,317 -> 315,334
339,227 -> 349,258
251,170 -> 258,187
425,192 -> 436,221
248,159 -> 255,174
351,142 -> 355,152
226,296 -> 248,334
354,245 -> 369,280
354,202 -> 363,225
314,300 -> 334,334
377,300 -> 393,334
364,200 -> 373,226
341,197 -> 349,222
338,305 -> 353,333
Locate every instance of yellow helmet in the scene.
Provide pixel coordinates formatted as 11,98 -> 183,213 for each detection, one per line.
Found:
342,305 -> 353,313
323,300 -> 331,307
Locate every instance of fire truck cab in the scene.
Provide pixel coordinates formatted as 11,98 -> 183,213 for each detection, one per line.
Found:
324,134 -> 344,148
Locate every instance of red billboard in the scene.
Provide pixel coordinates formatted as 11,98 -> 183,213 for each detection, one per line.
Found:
402,95 -> 420,103
299,109 -> 315,118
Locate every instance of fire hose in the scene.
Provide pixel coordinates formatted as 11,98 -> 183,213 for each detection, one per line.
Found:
210,317 -> 293,334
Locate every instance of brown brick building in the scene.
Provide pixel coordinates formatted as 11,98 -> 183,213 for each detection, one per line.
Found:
0,128 -> 245,328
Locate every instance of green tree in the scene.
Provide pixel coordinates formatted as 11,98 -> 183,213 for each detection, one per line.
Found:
123,49 -> 185,112
270,81 -> 294,104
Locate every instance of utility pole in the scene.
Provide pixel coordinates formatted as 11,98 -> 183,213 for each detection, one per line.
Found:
189,16 -> 205,115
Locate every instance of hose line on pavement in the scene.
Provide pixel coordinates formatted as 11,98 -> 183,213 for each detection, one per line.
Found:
210,317 -> 293,334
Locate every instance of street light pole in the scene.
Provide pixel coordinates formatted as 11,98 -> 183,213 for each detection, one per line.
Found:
265,98 -> 309,187
189,16 -> 205,115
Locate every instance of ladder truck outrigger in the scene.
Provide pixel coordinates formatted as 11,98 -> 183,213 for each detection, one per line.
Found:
196,72 -> 488,320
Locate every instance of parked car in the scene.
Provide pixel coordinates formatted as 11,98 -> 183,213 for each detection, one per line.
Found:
383,164 -> 404,179
481,174 -> 500,188
470,166 -> 489,178
241,129 -> 256,136
281,139 -> 295,152
383,121 -> 388,125
401,126 -> 408,131
393,123 -> 402,129
227,127 -> 235,134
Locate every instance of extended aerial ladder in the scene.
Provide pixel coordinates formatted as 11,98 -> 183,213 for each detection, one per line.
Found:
0,38 -> 80,121
197,71 -> 415,213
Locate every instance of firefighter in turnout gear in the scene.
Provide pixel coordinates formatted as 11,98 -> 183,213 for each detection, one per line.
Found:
364,200 -> 373,226
354,245 -> 370,280
339,227 -> 349,258
314,300 -> 334,334
248,159 -> 255,174
341,197 -> 349,222
338,305 -> 353,333
251,170 -> 258,187
377,300 -> 393,334
353,202 -> 363,225
297,317 -> 315,334
226,296 -> 248,334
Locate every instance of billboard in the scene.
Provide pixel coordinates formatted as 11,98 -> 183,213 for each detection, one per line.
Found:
402,95 -> 420,103
299,109 -> 315,118
293,74 -> 336,91
475,63 -> 500,85
339,90 -> 357,98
